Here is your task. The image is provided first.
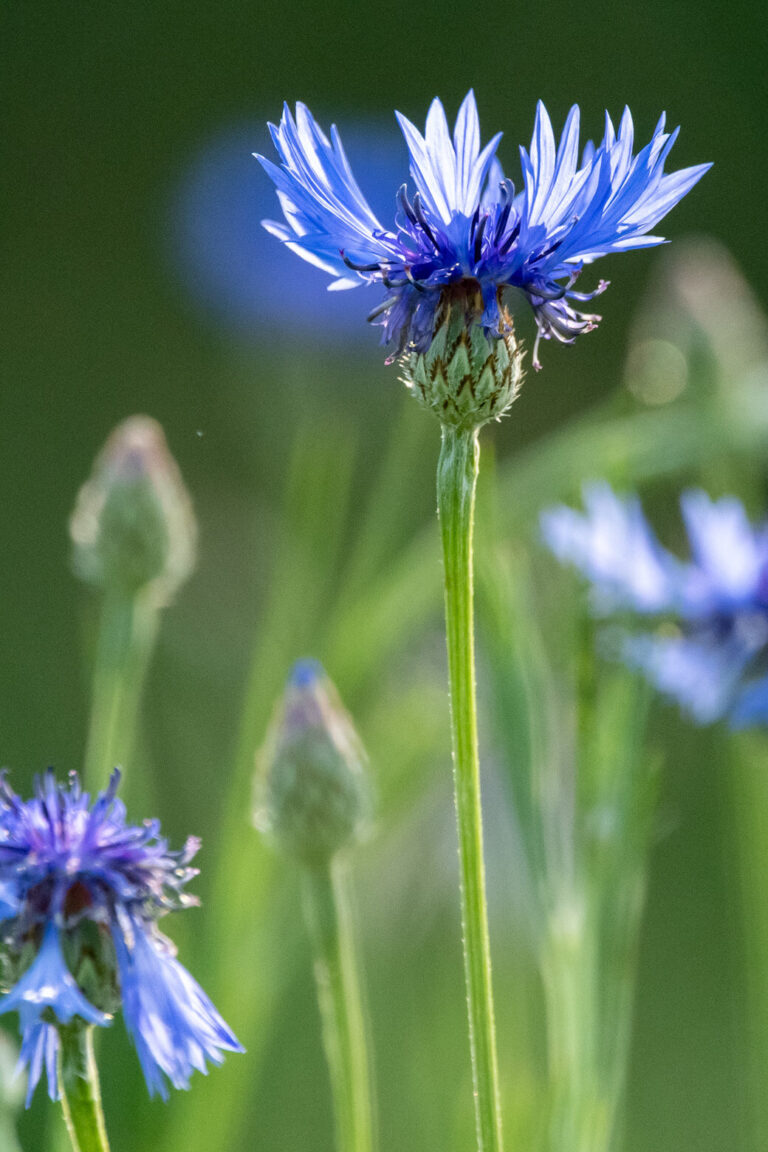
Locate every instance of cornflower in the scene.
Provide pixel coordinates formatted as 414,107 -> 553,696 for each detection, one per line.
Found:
258,90 -> 709,369
0,769 -> 242,1139
257,92 -> 708,1152
542,483 -> 768,726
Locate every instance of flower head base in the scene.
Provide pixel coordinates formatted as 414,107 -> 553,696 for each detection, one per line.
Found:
542,484 -> 768,727
256,660 -> 371,864
401,281 -> 524,428
258,92 -> 709,371
0,770 -> 242,1103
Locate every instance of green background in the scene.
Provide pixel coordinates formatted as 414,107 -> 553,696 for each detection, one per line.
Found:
3,2 -> 767,1149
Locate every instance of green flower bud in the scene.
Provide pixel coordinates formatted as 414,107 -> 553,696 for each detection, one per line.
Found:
255,660 -> 371,865
400,284 -> 524,429
70,416 -> 197,603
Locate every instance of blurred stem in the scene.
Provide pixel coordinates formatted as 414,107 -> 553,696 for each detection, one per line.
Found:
728,732 -> 768,1150
0,1121 -> 21,1152
83,589 -> 159,794
437,424 -> 504,1152
302,858 -> 375,1152
57,1024 -> 110,1152
542,916 -> 606,1152
539,673 -> 655,1152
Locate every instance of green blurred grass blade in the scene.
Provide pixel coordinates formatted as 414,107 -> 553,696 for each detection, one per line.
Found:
0,1033 -> 23,1152
673,240 -> 768,1152
727,731 -> 768,1152
578,668 -> 658,1147
478,523 -> 659,1152
335,398 -> 434,605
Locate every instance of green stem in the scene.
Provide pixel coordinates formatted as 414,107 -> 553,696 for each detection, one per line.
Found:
436,424 -> 504,1152
83,589 -> 159,794
57,1024 -> 111,1152
301,858 -> 375,1152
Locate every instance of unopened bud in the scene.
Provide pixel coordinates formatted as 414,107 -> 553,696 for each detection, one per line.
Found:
401,284 -> 524,429
70,416 -> 197,602
256,660 -> 371,864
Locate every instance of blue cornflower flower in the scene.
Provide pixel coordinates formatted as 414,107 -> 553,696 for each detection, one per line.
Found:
541,483 -> 768,727
0,770 -> 243,1104
258,91 -> 709,368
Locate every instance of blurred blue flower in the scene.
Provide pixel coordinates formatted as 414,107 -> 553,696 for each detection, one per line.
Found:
258,91 -> 709,367
0,770 -> 243,1104
174,118 -> 406,343
541,484 -> 768,726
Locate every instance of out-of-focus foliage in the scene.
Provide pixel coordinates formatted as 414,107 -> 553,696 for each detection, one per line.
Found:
4,4 -> 768,1150
6,234 -> 764,1152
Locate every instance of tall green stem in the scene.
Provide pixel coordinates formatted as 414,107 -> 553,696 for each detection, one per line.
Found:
437,424 -> 504,1152
83,589 -> 158,794
302,858 -> 375,1152
57,1024 -> 111,1152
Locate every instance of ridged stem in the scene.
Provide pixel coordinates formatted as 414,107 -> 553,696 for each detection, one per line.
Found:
301,858 -> 375,1152
57,1024 -> 111,1152
437,423 -> 504,1152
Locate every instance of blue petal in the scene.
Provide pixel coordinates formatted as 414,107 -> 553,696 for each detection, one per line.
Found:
0,923 -> 109,1030
511,103 -> 710,336
395,106 -> 453,225
0,878 -> 20,922
115,925 -> 243,1100
17,1020 -> 59,1107
730,675 -> 768,728
625,633 -> 748,725
540,482 -> 681,614
256,103 -> 396,274
528,101 -> 557,222
396,94 -> 501,228
453,90 -> 480,208
546,105 -> 581,214
680,489 -> 766,609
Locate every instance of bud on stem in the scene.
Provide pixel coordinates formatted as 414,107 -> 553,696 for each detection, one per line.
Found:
70,416 -> 196,605
255,660 -> 371,865
256,661 -> 376,1152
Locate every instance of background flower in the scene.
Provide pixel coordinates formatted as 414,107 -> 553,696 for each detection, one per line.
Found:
0,772 -> 242,1103
542,483 -> 768,725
